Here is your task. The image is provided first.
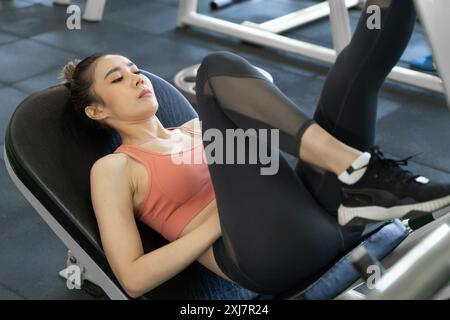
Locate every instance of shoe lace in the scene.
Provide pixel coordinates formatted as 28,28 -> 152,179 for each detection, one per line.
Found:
369,146 -> 423,183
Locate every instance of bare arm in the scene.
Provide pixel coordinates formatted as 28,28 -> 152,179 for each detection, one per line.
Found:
90,154 -> 221,298
128,213 -> 221,297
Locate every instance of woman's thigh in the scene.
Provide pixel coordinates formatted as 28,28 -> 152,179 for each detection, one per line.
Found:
198,92 -> 361,293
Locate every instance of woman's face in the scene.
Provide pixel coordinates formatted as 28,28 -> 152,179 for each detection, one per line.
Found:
87,54 -> 159,125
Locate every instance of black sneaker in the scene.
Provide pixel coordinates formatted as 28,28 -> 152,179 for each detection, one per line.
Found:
338,146 -> 450,226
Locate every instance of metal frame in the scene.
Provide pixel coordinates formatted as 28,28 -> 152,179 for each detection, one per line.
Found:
83,0 -> 106,22
176,0 -> 449,109
414,0 -> 450,108
241,0 -> 357,52
74,0 -> 450,108
3,146 -> 128,300
367,216 -> 450,299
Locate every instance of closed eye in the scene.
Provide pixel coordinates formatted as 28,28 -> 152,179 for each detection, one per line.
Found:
112,77 -> 123,84
111,70 -> 142,84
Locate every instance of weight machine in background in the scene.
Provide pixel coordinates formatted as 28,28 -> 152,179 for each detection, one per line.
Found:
68,0 -> 450,109
176,0 -> 450,110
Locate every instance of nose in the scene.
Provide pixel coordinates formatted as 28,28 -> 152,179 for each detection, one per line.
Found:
134,73 -> 144,87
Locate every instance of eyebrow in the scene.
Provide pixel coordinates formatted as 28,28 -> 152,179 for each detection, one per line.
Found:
104,62 -> 136,80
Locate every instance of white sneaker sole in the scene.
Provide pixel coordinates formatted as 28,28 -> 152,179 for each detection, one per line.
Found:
338,194 -> 450,226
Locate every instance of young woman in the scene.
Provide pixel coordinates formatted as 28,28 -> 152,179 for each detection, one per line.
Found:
60,0 -> 450,298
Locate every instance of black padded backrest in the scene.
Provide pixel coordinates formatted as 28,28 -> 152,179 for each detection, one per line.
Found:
5,71 -> 205,298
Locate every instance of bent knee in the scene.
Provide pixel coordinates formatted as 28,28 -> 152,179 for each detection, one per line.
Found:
199,51 -> 243,72
197,51 -> 256,82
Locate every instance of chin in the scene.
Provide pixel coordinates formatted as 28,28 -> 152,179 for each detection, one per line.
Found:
144,103 -> 158,116
151,102 -> 159,113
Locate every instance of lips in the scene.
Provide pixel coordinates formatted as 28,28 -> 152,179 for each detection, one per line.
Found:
139,89 -> 152,98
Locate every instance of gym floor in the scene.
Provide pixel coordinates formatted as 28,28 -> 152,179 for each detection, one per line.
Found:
0,0 -> 449,299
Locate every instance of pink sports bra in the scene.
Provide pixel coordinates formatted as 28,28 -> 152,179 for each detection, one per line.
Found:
114,126 -> 216,241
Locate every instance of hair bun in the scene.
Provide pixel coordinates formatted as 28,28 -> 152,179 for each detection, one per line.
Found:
59,58 -> 81,85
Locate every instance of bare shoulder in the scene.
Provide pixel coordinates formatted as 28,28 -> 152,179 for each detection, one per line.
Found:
91,153 -> 129,172
90,152 -> 142,207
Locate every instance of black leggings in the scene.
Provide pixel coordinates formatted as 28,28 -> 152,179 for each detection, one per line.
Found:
195,0 -> 416,295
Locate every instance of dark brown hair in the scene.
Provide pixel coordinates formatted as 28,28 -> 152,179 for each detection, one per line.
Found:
59,53 -> 116,134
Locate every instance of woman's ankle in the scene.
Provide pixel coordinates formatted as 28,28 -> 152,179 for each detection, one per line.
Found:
299,124 -> 364,176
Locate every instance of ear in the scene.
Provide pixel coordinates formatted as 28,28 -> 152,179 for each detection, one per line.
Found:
85,104 -> 107,121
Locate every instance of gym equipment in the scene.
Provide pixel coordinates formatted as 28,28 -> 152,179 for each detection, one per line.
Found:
367,215 -> 450,299
52,0 -> 71,5
414,0 -> 450,95
176,0 -> 450,110
172,63 -> 274,106
71,0 -> 450,108
210,0 -> 250,11
410,55 -> 437,74
7,67 -> 443,300
83,0 -> 106,22
405,205 -> 450,231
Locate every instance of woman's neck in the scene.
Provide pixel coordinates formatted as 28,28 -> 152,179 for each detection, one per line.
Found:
119,117 -> 172,146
